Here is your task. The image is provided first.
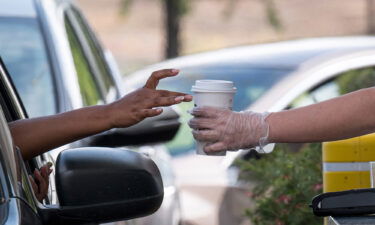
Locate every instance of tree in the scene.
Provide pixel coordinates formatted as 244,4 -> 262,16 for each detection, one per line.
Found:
121,0 -> 281,59
162,0 -> 189,58
367,0 -> 375,34
120,0 -> 189,59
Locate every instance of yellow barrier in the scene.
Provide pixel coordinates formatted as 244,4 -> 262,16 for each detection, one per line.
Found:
323,133 -> 375,193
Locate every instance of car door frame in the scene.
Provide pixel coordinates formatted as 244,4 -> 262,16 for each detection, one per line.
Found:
0,58 -> 45,224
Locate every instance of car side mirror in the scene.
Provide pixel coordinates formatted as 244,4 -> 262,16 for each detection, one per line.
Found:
40,147 -> 163,224
86,106 -> 181,147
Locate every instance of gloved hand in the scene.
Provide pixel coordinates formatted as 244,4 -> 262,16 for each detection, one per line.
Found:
188,106 -> 270,153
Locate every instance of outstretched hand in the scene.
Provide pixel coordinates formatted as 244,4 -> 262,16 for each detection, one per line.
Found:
107,69 -> 192,128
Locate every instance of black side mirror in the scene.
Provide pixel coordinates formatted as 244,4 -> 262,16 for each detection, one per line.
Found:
85,107 -> 181,147
40,147 -> 163,224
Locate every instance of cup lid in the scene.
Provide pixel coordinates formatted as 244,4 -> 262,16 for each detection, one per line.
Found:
191,80 -> 237,93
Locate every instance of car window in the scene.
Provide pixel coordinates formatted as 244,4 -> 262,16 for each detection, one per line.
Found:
289,67 -> 375,108
65,15 -> 101,106
0,17 -> 56,118
69,8 -> 116,102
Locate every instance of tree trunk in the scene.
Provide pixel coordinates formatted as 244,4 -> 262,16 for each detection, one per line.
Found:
163,0 -> 181,58
367,0 -> 375,34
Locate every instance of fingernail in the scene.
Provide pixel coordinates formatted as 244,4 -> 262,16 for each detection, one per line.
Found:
155,108 -> 163,113
172,69 -> 179,73
175,96 -> 184,102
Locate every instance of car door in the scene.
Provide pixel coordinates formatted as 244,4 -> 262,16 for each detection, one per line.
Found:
0,58 -> 44,225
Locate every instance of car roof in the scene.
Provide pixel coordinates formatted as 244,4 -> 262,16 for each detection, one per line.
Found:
126,36 -> 375,86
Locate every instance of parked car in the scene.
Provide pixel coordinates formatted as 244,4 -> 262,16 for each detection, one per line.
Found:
0,58 -> 164,224
124,36 -> 375,223
0,0 -> 182,224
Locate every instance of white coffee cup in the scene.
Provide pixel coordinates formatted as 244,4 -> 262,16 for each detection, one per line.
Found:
191,80 -> 237,156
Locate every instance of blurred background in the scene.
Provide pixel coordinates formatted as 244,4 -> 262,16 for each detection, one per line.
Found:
73,1 -> 375,225
77,0 -> 374,74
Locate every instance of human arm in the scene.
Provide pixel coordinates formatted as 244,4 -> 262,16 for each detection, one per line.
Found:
10,69 -> 192,160
189,87 -> 375,153
267,87 -> 375,143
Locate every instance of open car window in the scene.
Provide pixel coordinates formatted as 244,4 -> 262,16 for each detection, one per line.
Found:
0,57 -> 49,206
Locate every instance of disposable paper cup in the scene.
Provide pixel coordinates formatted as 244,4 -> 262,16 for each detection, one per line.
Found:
191,80 -> 237,156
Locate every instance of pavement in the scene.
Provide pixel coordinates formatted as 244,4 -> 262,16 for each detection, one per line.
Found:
172,153 -> 252,225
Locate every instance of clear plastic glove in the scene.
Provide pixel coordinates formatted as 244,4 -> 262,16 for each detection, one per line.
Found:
188,106 -> 270,154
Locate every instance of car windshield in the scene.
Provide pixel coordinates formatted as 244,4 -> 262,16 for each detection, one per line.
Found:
157,64 -> 292,155
0,17 -> 56,117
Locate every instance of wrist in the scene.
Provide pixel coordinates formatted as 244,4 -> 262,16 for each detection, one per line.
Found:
265,112 -> 276,143
92,104 -> 115,131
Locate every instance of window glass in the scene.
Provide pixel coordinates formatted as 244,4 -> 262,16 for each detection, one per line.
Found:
65,17 -> 101,106
0,17 -> 56,117
71,8 -> 116,100
289,67 -> 375,109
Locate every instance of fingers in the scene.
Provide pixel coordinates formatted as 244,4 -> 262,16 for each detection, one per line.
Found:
183,95 -> 193,102
156,96 -> 184,107
189,118 -> 215,130
158,90 -> 186,97
33,170 -> 48,199
34,170 -> 47,187
144,69 -> 179,89
40,163 -> 53,178
29,175 -> 39,193
158,90 -> 193,101
141,108 -> 163,118
204,142 -> 227,153
192,129 -> 219,142
190,106 -> 225,118
40,166 -> 48,179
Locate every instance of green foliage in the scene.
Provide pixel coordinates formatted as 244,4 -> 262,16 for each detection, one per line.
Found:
237,143 -> 323,225
264,0 -> 282,31
169,0 -> 190,16
224,0 -> 283,31
337,67 -> 375,95
119,0 -> 134,16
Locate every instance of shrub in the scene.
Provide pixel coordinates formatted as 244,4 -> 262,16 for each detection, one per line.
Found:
237,143 -> 323,225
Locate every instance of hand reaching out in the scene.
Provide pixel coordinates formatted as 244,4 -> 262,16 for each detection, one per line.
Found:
10,69 -> 193,160
29,162 -> 53,203
107,69 -> 193,128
